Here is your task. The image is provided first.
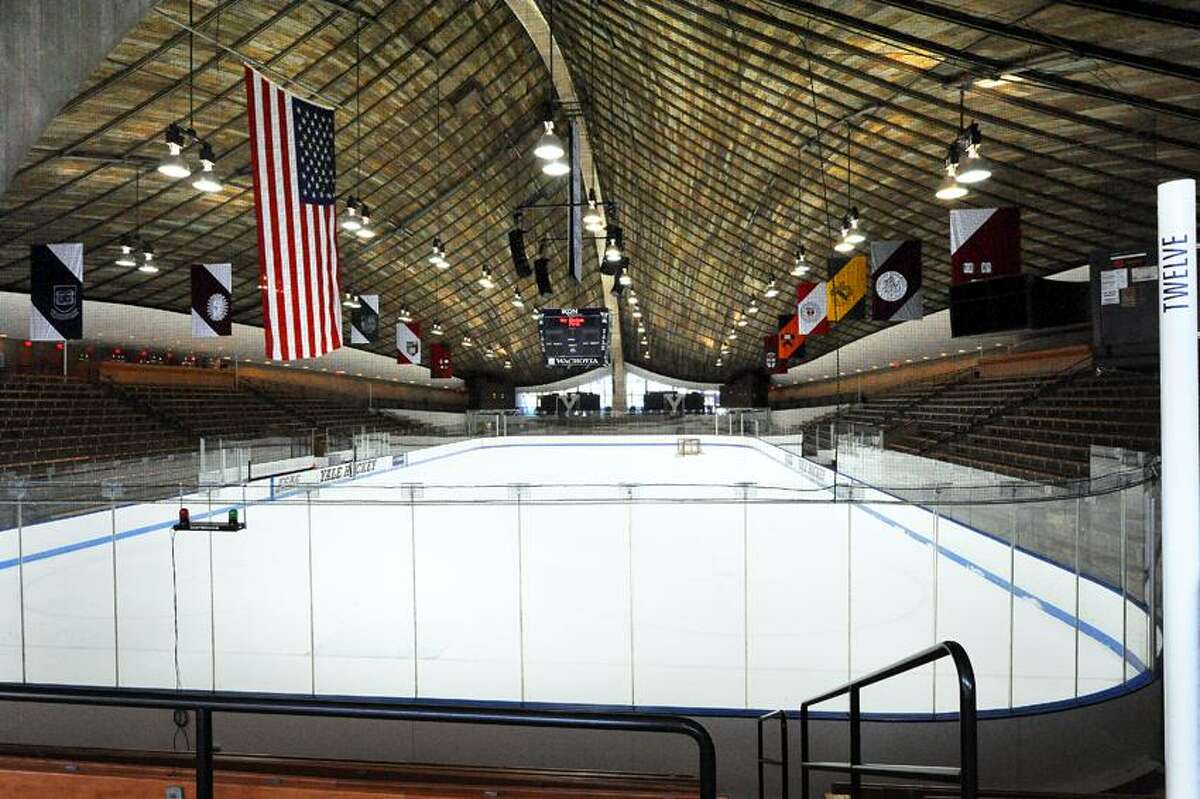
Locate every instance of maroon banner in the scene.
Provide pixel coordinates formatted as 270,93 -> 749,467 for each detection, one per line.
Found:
949,206 -> 1021,286
430,341 -> 453,378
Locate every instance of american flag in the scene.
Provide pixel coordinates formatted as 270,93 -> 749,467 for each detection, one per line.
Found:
244,66 -> 343,360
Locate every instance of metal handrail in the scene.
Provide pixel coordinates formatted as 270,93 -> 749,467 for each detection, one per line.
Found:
757,708 -> 789,799
0,683 -> 717,799
786,641 -> 977,799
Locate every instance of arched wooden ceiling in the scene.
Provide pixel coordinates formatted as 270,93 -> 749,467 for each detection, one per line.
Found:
1,0 -> 1198,383
546,0 -> 1200,379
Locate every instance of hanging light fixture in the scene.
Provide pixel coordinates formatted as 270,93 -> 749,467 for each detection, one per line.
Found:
477,265 -> 495,290
355,203 -> 376,239
429,236 -> 449,269
191,141 -> 222,193
511,290 -> 525,309
833,124 -> 861,252
637,323 -> 645,333
340,197 -> 362,231
531,306 -> 541,320
605,227 -> 623,262
543,156 -> 569,177
790,246 -> 809,277
484,346 -> 496,359
583,192 -> 604,232
935,143 -> 969,200
115,234 -> 137,267
431,320 -> 444,336
504,360 -> 512,370
736,314 -> 748,328
341,292 -> 361,309
728,329 -> 738,341
619,269 -> 632,287
157,123 -> 191,179
534,119 -> 565,161
398,307 -> 413,323
631,308 -> 642,319
956,121 -> 991,184
833,215 -> 855,253
430,55 -> 451,267
747,299 -> 759,315
845,207 -> 866,245
764,280 -> 780,299
138,242 -> 158,274
462,335 -> 473,348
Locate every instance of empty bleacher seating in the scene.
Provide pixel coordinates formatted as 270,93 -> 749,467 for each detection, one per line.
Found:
0,375 -> 190,471
800,367 -> 1160,483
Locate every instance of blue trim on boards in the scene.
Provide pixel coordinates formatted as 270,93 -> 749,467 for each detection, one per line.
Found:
0,436 -> 1152,715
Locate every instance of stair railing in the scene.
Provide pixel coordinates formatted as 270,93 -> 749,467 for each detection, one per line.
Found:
756,641 -> 978,799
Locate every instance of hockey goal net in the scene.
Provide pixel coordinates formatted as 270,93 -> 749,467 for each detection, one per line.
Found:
676,437 -> 702,456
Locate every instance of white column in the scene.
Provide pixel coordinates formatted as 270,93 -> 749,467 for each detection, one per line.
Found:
1157,177 -> 1199,797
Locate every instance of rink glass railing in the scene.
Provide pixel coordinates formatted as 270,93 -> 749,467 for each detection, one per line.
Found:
0,431 -> 1159,717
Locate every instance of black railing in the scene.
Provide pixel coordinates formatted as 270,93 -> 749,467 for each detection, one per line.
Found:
757,708 -> 789,799
756,641 -> 977,799
801,641 -> 977,799
0,684 -> 717,799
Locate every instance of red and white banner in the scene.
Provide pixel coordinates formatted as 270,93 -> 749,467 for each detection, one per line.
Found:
430,342 -> 453,379
396,320 -> 422,365
796,281 -> 829,335
244,66 -> 343,361
949,207 -> 1021,286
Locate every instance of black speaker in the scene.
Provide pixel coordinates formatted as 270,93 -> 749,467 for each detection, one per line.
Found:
949,275 -> 1029,338
534,256 -> 553,296
508,228 -> 531,278
1028,275 -> 1090,330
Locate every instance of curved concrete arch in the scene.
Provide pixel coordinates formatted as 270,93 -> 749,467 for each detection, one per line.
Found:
0,0 -> 159,197
503,0 -> 627,409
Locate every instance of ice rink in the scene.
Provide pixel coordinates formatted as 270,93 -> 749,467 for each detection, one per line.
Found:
0,436 -> 1150,714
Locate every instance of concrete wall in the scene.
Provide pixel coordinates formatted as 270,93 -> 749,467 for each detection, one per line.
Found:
0,679 -> 1161,797
1,0 -> 158,196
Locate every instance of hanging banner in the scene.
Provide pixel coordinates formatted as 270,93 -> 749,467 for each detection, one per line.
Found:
870,240 -> 923,321
30,243 -> 83,341
396,320 -> 422,365
776,313 -> 804,361
826,254 -> 868,323
192,263 -> 233,337
349,294 -> 379,344
430,342 -> 454,379
949,206 -> 1021,285
796,281 -> 829,335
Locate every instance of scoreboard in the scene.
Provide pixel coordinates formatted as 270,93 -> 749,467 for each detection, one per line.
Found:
539,307 -> 610,368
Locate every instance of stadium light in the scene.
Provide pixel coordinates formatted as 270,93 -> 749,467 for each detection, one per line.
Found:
764,280 -> 780,299
957,122 -> 992,184
137,242 -> 158,274
542,158 -> 569,177
114,235 -> 137,267
340,197 -> 363,231
534,120 -> 565,161
845,207 -> 866,245
191,141 -> 222,193
477,265 -> 495,290
511,290 -> 525,309
833,217 -> 855,253
790,246 -> 809,277
354,204 -> 376,239
157,123 -> 191,178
